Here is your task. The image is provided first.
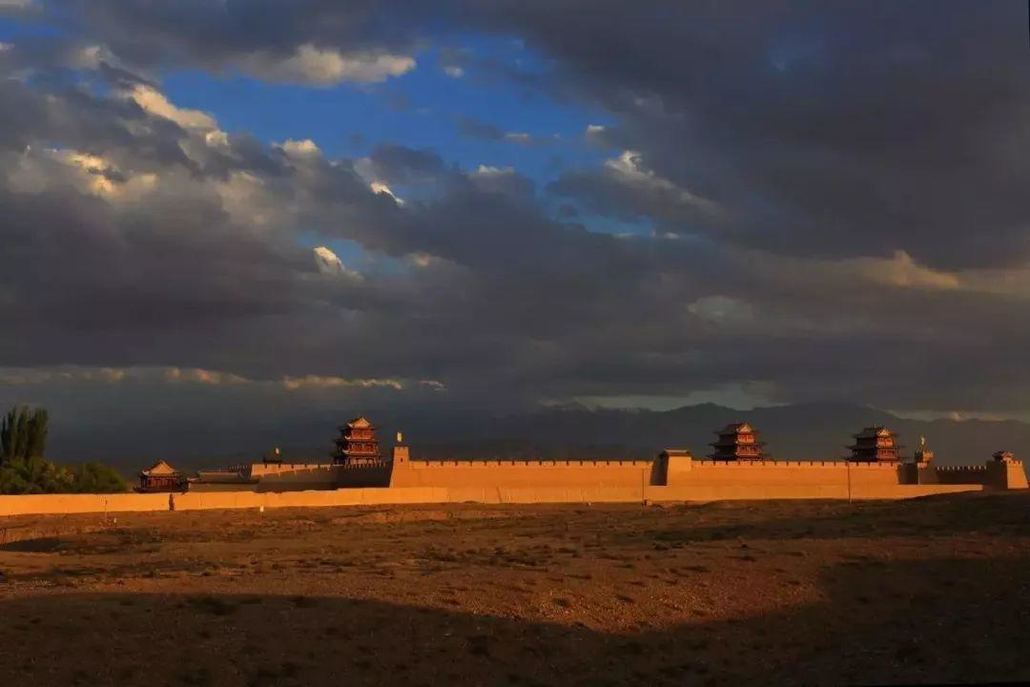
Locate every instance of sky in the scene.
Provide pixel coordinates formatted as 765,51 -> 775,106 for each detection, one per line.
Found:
1,1 -> 1030,457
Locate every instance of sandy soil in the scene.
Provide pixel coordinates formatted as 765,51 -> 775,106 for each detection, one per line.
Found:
0,493 -> 1028,686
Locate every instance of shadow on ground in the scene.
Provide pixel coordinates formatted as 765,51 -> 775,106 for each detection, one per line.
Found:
0,554 -> 1027,686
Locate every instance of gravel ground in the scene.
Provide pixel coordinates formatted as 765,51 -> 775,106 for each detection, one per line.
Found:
0,493 -> 1028,686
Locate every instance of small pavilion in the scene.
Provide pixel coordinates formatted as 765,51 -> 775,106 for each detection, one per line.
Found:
138,460 -> 186,492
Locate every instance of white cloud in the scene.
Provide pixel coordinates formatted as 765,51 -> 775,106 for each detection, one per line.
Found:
584,124 -> 607,143
0,365 -> 247,386
281,375 -> 404,391
688,295 -> 756,325
443,65 -> 464,78
125,84 -> 217,130
369,180 -> 404,205
278,138 -> 321,158
280,375 -> 446,392
407,252 -> 441,268
164,367 -> 249,385
313,245 -> 343,273
846,250 -> 960,291
9,147 -> 159,199
313,245 -> 362,279
604,150 -> 722,216
241,44 -> 415,86
472,164 -> 515,178
204,129 -> 230,149
0,366 -> 444,394
0,366 -> 126,385
215,170 -> 281,228
70,44 -> 114,70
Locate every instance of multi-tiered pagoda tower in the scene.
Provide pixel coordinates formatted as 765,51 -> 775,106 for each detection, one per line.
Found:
333,416 -> 382,465
708,422 -> 766,461
848,426 -> 902,462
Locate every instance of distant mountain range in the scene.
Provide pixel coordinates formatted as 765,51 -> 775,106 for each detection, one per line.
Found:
55,401 -> 1030,474
405,402 -> 1028,467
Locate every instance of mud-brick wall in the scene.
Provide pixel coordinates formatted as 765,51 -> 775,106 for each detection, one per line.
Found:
200,463 -> 391,491
389,458 -> 658,490
0,493 -> 170,516
929,462 -> 1029,489
665,459 -> 946,499
933,465 -> 989,485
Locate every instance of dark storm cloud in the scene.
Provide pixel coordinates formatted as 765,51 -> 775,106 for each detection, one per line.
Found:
52,1 -> 1030,265
362,143 -> 449,186
482,1 -> 1030,269
2,0 -> 1030,453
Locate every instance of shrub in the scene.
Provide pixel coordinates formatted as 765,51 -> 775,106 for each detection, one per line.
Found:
0,456 -> 74,494
69,462 -> 129,493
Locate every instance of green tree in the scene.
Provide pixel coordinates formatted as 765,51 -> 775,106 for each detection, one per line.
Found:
0,406 -> 15,464
0,405 -> 127,495
1,405 -> 49,463
26,407 -> 49,459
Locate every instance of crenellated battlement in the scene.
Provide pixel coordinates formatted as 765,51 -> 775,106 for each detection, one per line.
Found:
408,458 -> 654,468
693,459 -> 901,469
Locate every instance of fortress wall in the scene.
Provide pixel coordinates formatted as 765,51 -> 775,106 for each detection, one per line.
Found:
933,465 -> 989,485
196,463 -> 391,491
389,458 -> 655,489
848,484 -> 983,499
0,455 -> 1016,518
1001,461 -> 1029,489
249,463 -> 335,478
676,460 -> 903,489
0,492 -> 169,516
0,482 -> 989,518
645,483 -> 981,502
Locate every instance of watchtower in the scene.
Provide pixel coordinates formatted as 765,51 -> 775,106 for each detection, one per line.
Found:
848,426 -> 902,462
333,416 -> 382,465
708,422 -> 766,461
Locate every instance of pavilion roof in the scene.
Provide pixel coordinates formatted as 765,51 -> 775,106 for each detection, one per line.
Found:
716,422 -> 755,434
140,459 -> 181,477
853,426 -> 896,439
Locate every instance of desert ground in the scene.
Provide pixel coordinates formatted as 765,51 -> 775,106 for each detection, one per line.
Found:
0,493 -> 1028,686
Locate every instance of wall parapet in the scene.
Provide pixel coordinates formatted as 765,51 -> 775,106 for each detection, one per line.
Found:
407,458 -> 653,468
248,462 -> 390,477
692,459 -> 899,469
